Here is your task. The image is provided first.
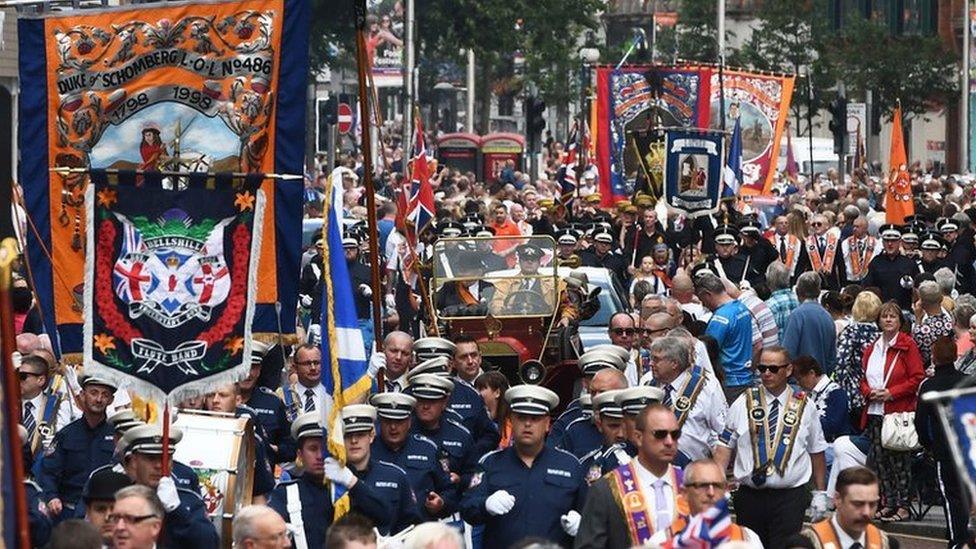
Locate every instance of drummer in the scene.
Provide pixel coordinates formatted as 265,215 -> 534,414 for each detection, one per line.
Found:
206,383 -> 275,502
86,424 -> 218,547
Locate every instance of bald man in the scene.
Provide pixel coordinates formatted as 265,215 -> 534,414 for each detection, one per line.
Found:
559,369 -> 628,459
369,331 -> 415,393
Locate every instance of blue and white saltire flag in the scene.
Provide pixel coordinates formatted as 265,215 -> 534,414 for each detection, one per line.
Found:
722,118 -> 742,198
321,170 -> 371,518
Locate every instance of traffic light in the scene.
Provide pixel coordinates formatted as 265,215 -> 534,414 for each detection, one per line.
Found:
828,96 -> 848,155
525,97 -> 546,151
323,96 -> 338,125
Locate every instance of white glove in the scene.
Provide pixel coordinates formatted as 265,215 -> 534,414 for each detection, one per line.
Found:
561,510 -> 581,536
324,457 -> 357,488
156,477 -> 180,512
385,293 -> 396,310
368,352 -> 387,377
810,490 -> 829,521
300,294 -> 313,308
359,284 -> 373,298
485,490 -> 516,516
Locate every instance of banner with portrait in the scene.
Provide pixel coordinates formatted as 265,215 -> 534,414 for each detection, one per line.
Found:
707,69 -> 794,195
594,65 -> 710,207
18,0 -> 307,357
84,175 -> 264,402
664,129 -> 723,218
367,0 -> 404,87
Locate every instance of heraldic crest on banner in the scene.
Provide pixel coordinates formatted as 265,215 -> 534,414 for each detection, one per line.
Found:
84,178 -> 265,402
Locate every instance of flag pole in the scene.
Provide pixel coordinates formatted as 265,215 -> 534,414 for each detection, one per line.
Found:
354,0 -> 386,358
160,403 -> 171,477
0,238 -> 33,549
405,107 -> 440,338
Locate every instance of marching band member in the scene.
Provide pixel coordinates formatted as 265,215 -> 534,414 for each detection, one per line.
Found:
240,340 -> 296,464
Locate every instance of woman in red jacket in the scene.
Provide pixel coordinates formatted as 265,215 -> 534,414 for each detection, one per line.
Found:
859,301 -> 926,522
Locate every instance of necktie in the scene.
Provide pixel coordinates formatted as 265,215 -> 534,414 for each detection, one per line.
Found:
304,389 -> 316,413
768,398 -> 780,446
779,236 -> 787,260
818,236 -> 826,256
652,479 -> 671,531
850,543 -> 863,549
22,402 -> 36,440
663,384 -> 674,408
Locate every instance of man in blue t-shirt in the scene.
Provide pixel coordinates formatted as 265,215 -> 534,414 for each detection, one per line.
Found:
696,273 -> 757,403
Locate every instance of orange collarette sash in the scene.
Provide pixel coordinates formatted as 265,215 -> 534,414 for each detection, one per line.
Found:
809,518 -> 886,549
846,236 -> 876,280
807,230 -> 839,273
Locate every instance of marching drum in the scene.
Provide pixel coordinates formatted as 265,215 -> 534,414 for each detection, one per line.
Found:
173,410 -> 254,547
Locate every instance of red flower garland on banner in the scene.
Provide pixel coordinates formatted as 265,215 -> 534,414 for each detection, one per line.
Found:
197,223 -> 251,346
96,219 -> 143,343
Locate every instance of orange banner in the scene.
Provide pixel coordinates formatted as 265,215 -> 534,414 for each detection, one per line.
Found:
885,104 -> 914,224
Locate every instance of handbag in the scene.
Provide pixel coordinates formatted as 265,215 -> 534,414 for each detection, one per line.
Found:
876,349 -> 921,451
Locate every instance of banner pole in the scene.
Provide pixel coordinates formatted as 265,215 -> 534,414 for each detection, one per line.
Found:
354,0 -> 386,358
0,238 -> 33,549
161,403 -> 170,477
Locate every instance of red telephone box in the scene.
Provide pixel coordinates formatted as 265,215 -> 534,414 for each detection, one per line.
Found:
436,133 -> 481,175
480,133 -> 525,184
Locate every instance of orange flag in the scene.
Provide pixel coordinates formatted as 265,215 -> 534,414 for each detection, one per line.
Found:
885,103 -> 914,224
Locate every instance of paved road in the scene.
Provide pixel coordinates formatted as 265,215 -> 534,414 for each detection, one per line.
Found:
890,533 -> 945,548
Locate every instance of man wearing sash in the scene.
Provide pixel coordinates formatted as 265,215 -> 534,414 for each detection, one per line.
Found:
575,403 -> 688,549
840,216 -> 880,285
649,459 -> 762,546
713,346 -> 829,548
461,386 -> 587,548
768,215 -> 806,283
794,466 -> 894,549
644,336 -> 726,467
806,215 -> 844,291
18,355 -> 70,460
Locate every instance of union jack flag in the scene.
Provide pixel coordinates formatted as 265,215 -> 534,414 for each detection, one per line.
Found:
406,115 -> 434,236
663,498 -> 734,548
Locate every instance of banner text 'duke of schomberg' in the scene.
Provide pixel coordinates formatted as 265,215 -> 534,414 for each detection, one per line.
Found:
19,0 -> 308,357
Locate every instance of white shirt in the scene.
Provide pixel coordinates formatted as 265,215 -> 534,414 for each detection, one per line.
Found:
721,386 -> 828,489
22,392 -> 72,436
693,339 -> 713,373
633,460 -> 678,532
831,514 -> 866,549
865,335 -> 889,416
643,368 -> 727,460
625,357 -> 640,387
681,302 -> 712,324
292,382 -> 334,420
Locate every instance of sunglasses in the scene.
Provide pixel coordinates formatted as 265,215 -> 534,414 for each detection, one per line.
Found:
811,221 -> 823,227
756,364 -> 788,374
649,429 -> 681,440
611,328 -> 636,336
17,372 -> 39,381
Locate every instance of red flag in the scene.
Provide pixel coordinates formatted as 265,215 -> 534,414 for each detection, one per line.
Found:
885,103 -> 914,224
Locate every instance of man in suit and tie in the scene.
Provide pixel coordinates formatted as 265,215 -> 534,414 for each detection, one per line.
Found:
19,354 -> 69,458
278,344 -> 334,420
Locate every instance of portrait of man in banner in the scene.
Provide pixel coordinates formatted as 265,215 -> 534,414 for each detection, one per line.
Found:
678,153 -> 709,195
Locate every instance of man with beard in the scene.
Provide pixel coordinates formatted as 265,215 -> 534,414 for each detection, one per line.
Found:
39,376 -> 118,521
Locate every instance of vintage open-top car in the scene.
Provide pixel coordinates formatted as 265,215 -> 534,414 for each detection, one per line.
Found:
429,235 -> 594,410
